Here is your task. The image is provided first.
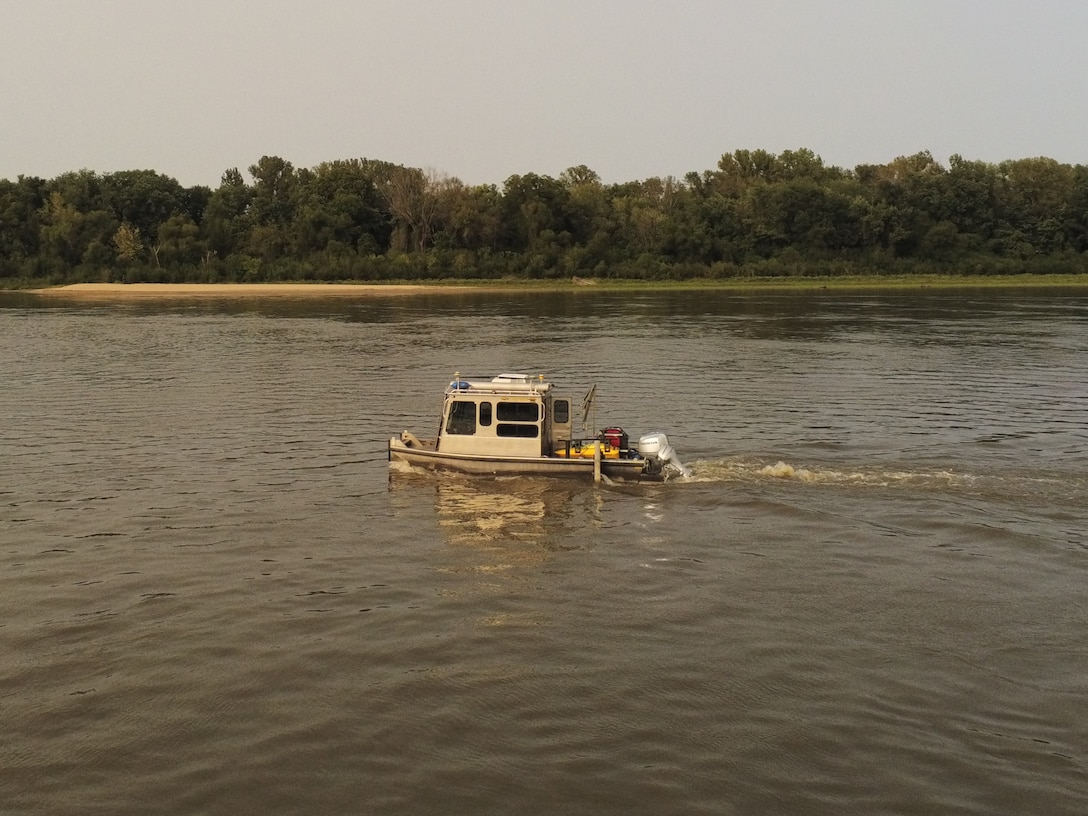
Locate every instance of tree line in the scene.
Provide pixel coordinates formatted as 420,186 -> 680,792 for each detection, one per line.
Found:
3,148 -> 1088,285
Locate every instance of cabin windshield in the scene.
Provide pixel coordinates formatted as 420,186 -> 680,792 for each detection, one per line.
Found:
445,400 -> 476,435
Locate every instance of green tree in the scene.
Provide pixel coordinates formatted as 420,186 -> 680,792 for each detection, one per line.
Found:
0,176 -> 46,277
1066,165 -> 1088,252
855,152 -> 947,258
247,155 -> 297,228
154,214 -> 202,268
559,164 -> 601,187
938,155 -> 1000,244
435,183 -> 503,253
201,168 -> 251,261
611,177 -> 683,256
48,169 -> 106,212
500,173 -> 574,254
100,170 -> 185,243
112,222 -> 143,263
39,191 -> 117,269
381,166 -> 449,253
714,148 -> 780,194
997,157 -> 1074,254
292,159 -> 390,255
748,179 -> 860,254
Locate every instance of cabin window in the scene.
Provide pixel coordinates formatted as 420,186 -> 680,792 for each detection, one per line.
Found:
497,423 -> 539,438
479,401 -> 492,427
496,402 -> 539,422
445,400 -> 476,435
553,399 -> 570,424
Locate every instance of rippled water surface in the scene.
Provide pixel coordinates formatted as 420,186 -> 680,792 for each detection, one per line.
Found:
2,287 -> 1087,815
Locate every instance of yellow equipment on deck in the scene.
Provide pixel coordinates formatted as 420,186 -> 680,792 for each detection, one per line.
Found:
554,440 -> 620,459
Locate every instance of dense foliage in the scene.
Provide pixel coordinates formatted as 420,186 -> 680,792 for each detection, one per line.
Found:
3,149 -> 1088,284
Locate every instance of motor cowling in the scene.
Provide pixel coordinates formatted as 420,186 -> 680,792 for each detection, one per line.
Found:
637,432 -> 691,478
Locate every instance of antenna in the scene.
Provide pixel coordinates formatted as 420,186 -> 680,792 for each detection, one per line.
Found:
581,384 -> 597,435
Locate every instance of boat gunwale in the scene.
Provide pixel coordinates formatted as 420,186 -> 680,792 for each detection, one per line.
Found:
388,436 -> 651,477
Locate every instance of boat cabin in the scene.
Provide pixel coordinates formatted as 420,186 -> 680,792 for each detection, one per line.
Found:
437,374 -> 572,458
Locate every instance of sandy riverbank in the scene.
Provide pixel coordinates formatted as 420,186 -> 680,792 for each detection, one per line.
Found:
20,274 -> 1088,299
27,283 -> 480,298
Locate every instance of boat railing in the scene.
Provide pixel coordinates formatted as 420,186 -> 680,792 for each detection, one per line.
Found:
445,377 -> 552,397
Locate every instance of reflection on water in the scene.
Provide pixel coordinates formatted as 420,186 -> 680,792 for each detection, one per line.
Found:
433,478 -> 550,542
390,466 -> 594,558
9,283 -> 1088,332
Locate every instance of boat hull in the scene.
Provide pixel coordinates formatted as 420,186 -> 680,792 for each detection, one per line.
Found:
388,436 -> 653,480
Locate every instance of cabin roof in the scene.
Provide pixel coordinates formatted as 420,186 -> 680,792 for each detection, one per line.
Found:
446,374 -> 553,397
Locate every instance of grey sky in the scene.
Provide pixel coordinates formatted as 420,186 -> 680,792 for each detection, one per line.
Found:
4,0 -> 1087,188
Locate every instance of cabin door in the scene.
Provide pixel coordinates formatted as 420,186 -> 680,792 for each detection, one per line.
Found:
549,396 -> 573,450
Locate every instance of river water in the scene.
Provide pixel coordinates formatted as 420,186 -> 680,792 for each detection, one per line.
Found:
1,286 -> 1086,815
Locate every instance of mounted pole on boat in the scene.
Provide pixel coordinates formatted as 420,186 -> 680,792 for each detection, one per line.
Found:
581,384 -> 597,435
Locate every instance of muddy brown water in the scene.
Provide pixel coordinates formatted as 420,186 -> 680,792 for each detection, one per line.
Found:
2,288 -> 1086,815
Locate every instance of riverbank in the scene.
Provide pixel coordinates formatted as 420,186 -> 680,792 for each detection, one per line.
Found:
25,283 -> 484,298
18,273 -> 1088,298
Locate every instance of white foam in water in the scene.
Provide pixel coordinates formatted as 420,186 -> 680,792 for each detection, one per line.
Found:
760,461 -> 813,480
680,458 -> 982,490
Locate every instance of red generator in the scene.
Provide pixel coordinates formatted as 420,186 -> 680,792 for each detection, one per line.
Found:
601,427 -> 628,451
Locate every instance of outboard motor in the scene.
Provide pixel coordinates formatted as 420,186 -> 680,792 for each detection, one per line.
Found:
637,432 -> 692,478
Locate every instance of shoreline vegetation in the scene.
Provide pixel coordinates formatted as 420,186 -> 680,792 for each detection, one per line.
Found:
21,273 -> 1088,299
4,148 -> 1088,290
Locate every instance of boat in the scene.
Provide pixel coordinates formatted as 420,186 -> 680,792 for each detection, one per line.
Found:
388,373 -> 691,481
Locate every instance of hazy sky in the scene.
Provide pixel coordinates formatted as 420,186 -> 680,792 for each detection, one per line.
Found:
4,1 -> 1087,188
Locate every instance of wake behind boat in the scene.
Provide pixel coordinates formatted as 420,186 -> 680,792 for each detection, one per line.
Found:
388,373 -> 690,481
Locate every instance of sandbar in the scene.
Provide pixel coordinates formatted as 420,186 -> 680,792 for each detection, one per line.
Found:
28,283 -> 479,298
21,274 -> 1088,299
